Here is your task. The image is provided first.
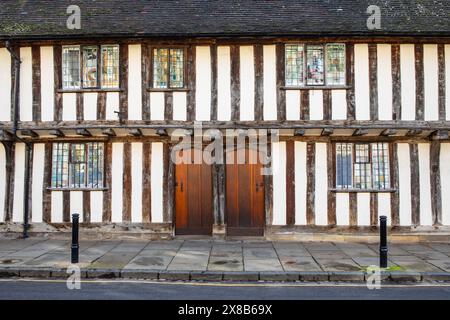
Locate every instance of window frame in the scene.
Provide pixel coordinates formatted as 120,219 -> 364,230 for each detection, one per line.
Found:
61,44 -> 120,90
150,46 -> 187,90
51,141 -> 105,190
284,43 -> 347,88
334,142 -> 392,191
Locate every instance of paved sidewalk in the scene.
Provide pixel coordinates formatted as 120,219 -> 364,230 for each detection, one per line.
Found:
1,239 -> 450,282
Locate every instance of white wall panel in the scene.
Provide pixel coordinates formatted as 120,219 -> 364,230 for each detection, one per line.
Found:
446,45 -> 450,121
0,144 -> 6,222
286,90 -> 300,120
418,143 -> 433,226
217,46 -> 231,121
357,193 -> 371,226
294,142 -> 307,225
355,44 -> 370,120
62,93 -> 77,121
70,191 -> 83,223
150,92 -> 164,120
0,48 -> 11,121
40,46 -> 54,121
20,47 -> 33,121
440,143 -> 450,225
263,45 -> 277,120
336,193 -> 350,226
398,143 -> 412,226
90,191 -> 103,223
31,144 -> 45,223
272,142 -> 286,225
173,92 -> 187,121
400,44 -> 416,120
51,191 -> 63,223
111,143 -> 123,223
128,44 -> 142,120
315,143 -> 328,225
83,92 -> 97,121
331,90 -> 347,120
240,46 -> 254,121
424,45 -> 439,121
131,143 -> 143,223
378,193 -> 392,226
151,142 -> 164,223
12,143 -> 25,222
377,44 -> 393,120
196,46 -> 211,121
106,92 -> 120,120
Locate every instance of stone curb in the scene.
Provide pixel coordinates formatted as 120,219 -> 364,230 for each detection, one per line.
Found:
1,267 -> 449,283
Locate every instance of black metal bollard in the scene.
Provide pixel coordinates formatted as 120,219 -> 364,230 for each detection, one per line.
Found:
71,213 -> 79,264
379,216 -> 388,268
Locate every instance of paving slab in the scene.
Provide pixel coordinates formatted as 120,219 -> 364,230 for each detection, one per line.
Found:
144,241 -> 183,250
427,260 -> 450,272
350,257 -> 397,268
279,257 -> 322,272
89,252 -> 138,269
208,256 -> 243,271
315,259 -> 362,272
427,243 -> 450,253
123,255 -> 173,270
244,259 -> 283,271
243,248 -> 278,259
393,261 -> 443,272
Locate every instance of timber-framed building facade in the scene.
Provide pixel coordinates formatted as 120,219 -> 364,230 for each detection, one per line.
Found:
0,1 -> 449,240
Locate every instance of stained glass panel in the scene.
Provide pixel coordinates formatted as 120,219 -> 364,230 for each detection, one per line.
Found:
306,45 -> 324,85
153,48 -> 169,88
336,143 -> 353,189
101,45 -> 119,88
371,142 -> 390,190
62,46 -> 80,89
326,44 -> 346,85
82,46 -> 98,88
170,49 -> 184,88
285,44 -> 304,86
354,144 -> 371,189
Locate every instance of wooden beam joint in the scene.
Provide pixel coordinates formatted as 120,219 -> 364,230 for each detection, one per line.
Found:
75,129 -> 92,137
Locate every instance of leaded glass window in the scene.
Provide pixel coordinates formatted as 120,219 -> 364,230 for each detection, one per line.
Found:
284,43 -> 346,87
82,46 -> 98,88
62,46 -> 80,89
51,142 -> 104,189
326,44 -> 346,85
336,143 -> 353,189
306,45 -> 324,85
335,143 -> 391,190
62,45 -> 119,89
285,44 -> 304,86
101,45 -> 119,88
153,48 -> 185,89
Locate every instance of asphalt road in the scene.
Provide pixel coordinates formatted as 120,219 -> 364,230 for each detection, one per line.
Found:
0,279 -> 449,300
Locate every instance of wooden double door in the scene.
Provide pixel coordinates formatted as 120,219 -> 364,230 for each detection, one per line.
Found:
174,148 -> 265,236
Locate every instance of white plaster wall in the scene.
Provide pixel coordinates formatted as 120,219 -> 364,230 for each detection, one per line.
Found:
272,142 -> 286,225
309,90 -> 323,120
40,46 -> 54,122
131,142 -> 143,223
217,46 -> 231,121
294,141 -> 307,225
446,45 -> 450,121
418,143 -> 433,226
196,46 -> 211,121
0,48 -> 12,121
398,143 -> 412,226
106,92 -> 120,120
286,90 -> 300,120
70,191 -> 84,223
31,144 -> 45,223
12,143 -> 25,222
51,191 -> 63,223
263,45 -> 277,120
150,92 -> 164,120
62,93 -> 77,121
377,44 -> 393,120
314,143 -> 328,225
331,90 -> 347,120
20,47 -> 33,121
151,143 -> 164,223
336,193 -> 350,226
128,44 -> 142,121
173,92 -> 187,121
83,92 -> 98,121
354,44 -> 370,120
400,44 -> 416,120
90,191 -> 103,223
357,193 -> 371,226
0,144 -> 6,222
239,46 -> 254,121
111,143 -> 124,223
440,143 -> 450,225
424,45 -> 439,121
378,193 -> 392,226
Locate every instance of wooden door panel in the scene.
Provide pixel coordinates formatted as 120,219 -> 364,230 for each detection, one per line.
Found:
226,148 -> 265,236
175,149 -> 213,235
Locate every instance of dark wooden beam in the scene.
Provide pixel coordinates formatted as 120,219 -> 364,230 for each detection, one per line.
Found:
294,129 -> 306,136
21,130 -> 38,138
430,141 -> 442,226
321,128 -> 334,136
48,129 -> 65,137
101,128 -> 116,137
415,44 -> 424,121
75,128 -> 92,137
429,130 -> 449,141
0,130 -> 14,141
406,129 -> 423,137
392,44 -> 401,120
156,129 -> 168,136
129,128 -> 143,137
286,141 -> 295,225
353,128 -> 369,136
380,129 -> 397,136
410,144 -> 420,227
306,142 -> 315,225
346,43 -> 356,120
